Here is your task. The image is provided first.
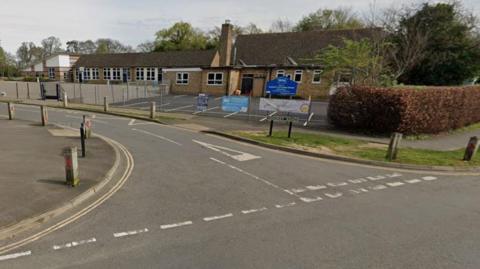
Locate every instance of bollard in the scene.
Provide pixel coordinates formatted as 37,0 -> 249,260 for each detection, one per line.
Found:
63,92 -> 68,107
64,147 -> 79,187
7,102 -> 14,120
463,136 -> 479,161
80,123 -> 86,157
40,105 -> 48,126
27,83 -> 30,99
386,132 -> 403,161
268,120 -> 274,137
16,82 -> 19,99
150,101 -> 156,119
83,115 -> 92,139
104,96 -> 109,112
288,121 -> 293,138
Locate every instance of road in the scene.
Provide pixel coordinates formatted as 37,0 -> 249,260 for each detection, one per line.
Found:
1,102 -> 480,269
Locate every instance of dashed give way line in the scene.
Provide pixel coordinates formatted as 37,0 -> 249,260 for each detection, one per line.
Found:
194,140 -> 261,162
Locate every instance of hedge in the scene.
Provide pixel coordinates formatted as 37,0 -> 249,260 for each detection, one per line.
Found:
328,85 -> 480,135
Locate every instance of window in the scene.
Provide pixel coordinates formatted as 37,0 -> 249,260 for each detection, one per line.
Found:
92,68 -> 99,80
176,72 -> 189,85
122,68 -> 130,81
104,68 -> 111,80
48,68 -> 55,79
146,68 -> 155,81
83,68 -> 91,80
112,68 -> 121,80
136,68 -> 144,81
276,70 -> 285,78
207,72 -> 223,85
63,72 -> 68,80
158,71 -> 163,82
75,70 -> 79,80
294,70 -> 303,83
312,70 -> 323,84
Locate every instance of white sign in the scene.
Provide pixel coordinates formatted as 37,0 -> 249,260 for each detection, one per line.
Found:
192,140 -> 261,162
259,98 -> 310,114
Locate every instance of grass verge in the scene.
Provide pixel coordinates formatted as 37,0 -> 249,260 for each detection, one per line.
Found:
232,131 -> 480,167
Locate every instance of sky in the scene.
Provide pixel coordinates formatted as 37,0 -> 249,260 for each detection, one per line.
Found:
1,0 -> 479,55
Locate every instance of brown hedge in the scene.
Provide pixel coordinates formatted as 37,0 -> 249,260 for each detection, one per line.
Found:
328,85 -> 480,135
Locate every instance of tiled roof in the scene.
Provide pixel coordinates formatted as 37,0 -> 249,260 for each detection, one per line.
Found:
75,50 -> 217,68
234,28 -> 383,66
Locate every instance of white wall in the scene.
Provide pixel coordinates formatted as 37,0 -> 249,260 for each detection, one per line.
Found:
34,63 -> 44,72
46,55 -> 71,68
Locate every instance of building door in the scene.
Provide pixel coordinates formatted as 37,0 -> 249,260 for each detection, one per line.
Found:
158,69 -> 163,83
241,74 -> 254,95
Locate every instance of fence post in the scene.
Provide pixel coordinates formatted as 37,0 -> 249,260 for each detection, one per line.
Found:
268,120 -> 274,137
64,147 -> 79,187
94,85 -> 98,105
104,96 -> 109,112
63,92 -> 68,107
288,121 -> 293,138
27,83 -> 30,99
40,105 -> 48,126
7,102 -> 14,120
16,82 -> 19,99
386,132 -> 403,161
150,101 -> 156,119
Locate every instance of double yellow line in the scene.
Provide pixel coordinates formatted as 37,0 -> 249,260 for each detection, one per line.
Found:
0,136 -> 134,255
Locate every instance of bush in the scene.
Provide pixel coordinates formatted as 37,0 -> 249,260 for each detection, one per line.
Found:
328,85 -> 480,135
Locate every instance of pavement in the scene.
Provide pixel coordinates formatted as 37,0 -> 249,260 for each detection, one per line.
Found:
0,118 -> 115,231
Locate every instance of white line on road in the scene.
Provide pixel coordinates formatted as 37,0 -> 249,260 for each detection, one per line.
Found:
160,221 -> 193,230
209,157 -> 226,165
113,228 -> 149,238
291,188 -> 306,193
327,182 -> 348,187
387,173 -> 402,178
164,105 -> 194,112
325,192 -> 343,199
193,106 -> 220,115
422,176 -> 438,181
367,176 -> 386,181
0,251 -> 32,261
203,213 -> 233,222
53,238 -> 96,250
194,140 -> 261,162
132,128 -> 182,146
275,202 -> 296,208
128,119 -> 155,126
224,111 -> 240,118
405,179 -> 422,184
242,207 -> 267,214
300,197 -> 323,203
386,182 -> 405,187
348,178 -> 368,184
306,185 -> 327,191
370,185 -> 387,190
122,101 -> 149,107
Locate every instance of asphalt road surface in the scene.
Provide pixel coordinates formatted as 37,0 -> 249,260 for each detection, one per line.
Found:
1,103 -> 480,269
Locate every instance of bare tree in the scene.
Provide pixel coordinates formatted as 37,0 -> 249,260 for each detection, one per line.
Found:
270,19 -> 293,33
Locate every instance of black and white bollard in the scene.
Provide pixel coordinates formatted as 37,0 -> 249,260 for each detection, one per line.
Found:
386,132 -> 403,161
7,102 -> 14,120
64,147 -> 79,187
40,105 -> 48,126
150,101 -> 156,119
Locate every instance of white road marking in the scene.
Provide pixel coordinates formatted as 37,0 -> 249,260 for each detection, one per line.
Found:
203,213 -> 233,222
350,190 -> 361,194
0,251 -> 32,261
113,228 -> 149,238
160,221 -> 193,230
367,176 -> 386,181
128,119 -> 155,126
306,185 -> 327,191
224,111 -> 240,118
405,179 -> 422,184
209,157 -> 226,165
53,238 -> 96,250
422,176 -> 438,181
386,173 -> 402,178
65,115 -> 108,124
193,140 -> 261,162
132,128 -> 182,146
275,202 -> 296,208
291,188 -> 306,193
173,95 -> 187,99
386,182 -> 405,187
327,182 -> 348,187
325,192 -> 343,199
300,197 -> 323,203
348,178 -> 368,184
193,106 -> 220,115
164,105 -> 193,112
242,207 -> 267,214
370,185 -> 387,190
122,101 -> 149,107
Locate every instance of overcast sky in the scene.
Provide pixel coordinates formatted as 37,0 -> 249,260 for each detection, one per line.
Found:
1,0 -> 479,54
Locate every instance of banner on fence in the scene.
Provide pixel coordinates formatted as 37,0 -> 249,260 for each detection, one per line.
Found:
221,96 -> 249,112
265,77 -> 298,96
196,93 -> 209,111
259,98 -> 310,114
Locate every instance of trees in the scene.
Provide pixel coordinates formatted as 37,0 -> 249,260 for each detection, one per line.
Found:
41,36 -> 63,57
95,39 -> 133,54
16,42 -> 42,68
270,19 -> 293,33
392,3 -> 480,85
137,41 -> 156,53
294,8 -> 364,32
154,22 -> 209,52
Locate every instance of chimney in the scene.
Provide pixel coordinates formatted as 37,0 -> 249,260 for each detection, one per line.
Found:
219,20 -> 233,67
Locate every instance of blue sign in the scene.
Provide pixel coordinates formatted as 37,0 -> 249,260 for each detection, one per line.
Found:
266,77 -> 298,96
222,96 -> 249,112
197,93 -> 209,111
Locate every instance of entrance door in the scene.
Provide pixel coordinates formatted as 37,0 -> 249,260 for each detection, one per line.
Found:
241,74 -> 254,95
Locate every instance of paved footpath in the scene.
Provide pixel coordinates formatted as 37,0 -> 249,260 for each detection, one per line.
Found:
0,118 -> 114,230
1,103 -> 480,269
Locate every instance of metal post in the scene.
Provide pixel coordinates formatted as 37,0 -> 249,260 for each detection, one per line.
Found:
40,105 -> 48,126
126,82 -> 130,101
386,132 -> 403,161
16,82 -> 19,99
94,85 -> 98,105
111,82 -> 115,103
122,88 -> 125,105
144,81 -> 147,98
7,102 -> 14,120
288,121 -> 293,138
73,83 -> 76,98
268,120 -> 274,137
150,101 -> 156,119
27,83 -> 30,99
80,123 -> 86,157
136,82 -> 139,98
104,96 -> 109,112
64,147 -> 79,187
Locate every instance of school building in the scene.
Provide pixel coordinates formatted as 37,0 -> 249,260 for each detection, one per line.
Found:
22,54 -> 80,81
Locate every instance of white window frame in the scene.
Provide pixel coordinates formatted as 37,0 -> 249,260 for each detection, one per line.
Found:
176,72 -> 189,85
276,70 -> 285,78
136,67 -> 144,81
83,68 -> 91,80
207,72 -> 224,85
312,70 -> 323,84
104,68 -> 111,80
92,68 -> 99,80
294,70 -> 303,83
48,68 -> 55,79
146,67 -> 156,81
